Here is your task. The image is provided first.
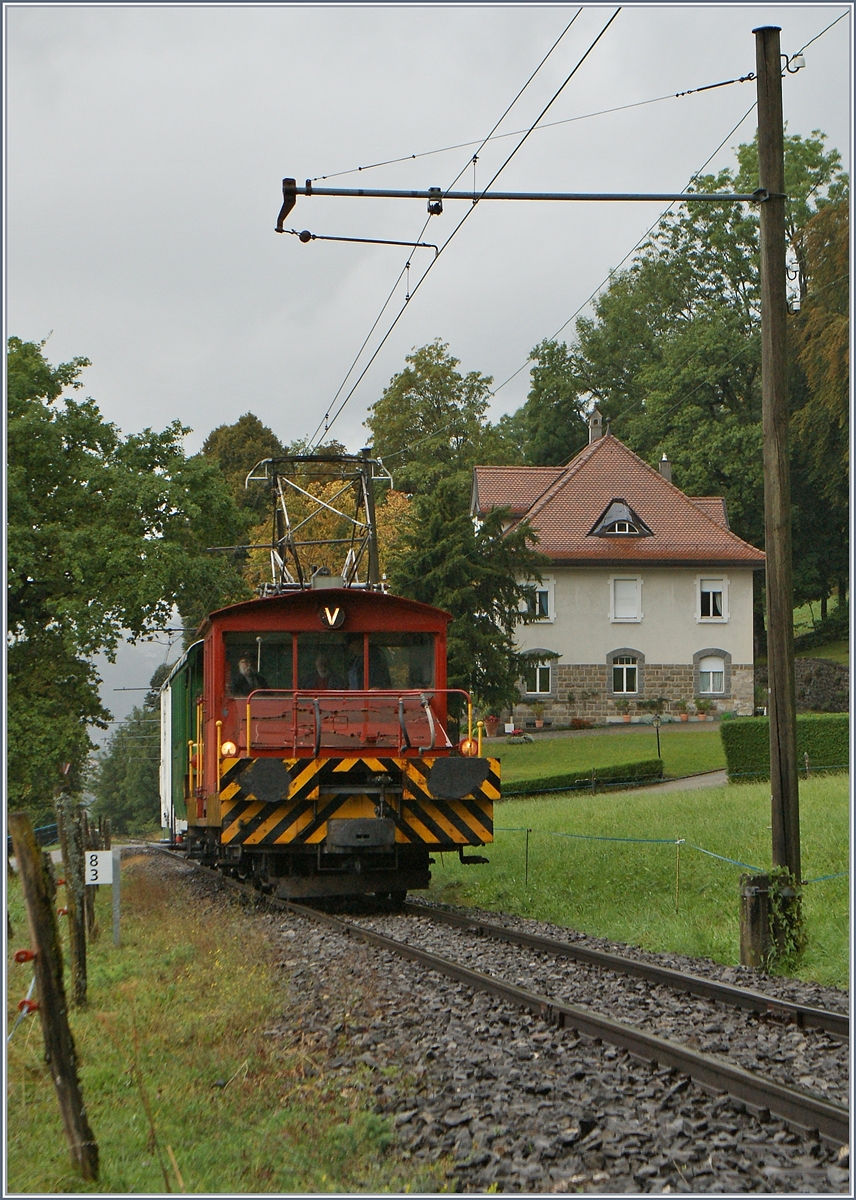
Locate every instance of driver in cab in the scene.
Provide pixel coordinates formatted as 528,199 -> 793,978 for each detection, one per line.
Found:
231,655 -> 268,695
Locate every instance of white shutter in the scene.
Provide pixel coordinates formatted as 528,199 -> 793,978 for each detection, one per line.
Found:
613,578 -> 638,620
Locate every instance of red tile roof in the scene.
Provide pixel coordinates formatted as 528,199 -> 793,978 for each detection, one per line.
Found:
689,497 -> 730,528
473,435 -> 765,568
471,465 -> 563,516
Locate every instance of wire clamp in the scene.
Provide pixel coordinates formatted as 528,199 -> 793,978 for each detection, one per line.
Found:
17,998 -> 39,1014
13,949 -> 36,964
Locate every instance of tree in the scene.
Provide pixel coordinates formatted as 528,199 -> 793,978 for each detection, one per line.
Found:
510,134 -> 847,589
375,489 -> 413,578
385,467 -> 547,714
90,668 -> 165,835
365,339 -> 496,495
201,412 -> 286,525
366,341 -> 547,710
509,338 -> 598,466
735,129 -> 848,302
7,337 -> 248,817
788,197 -> 849,615
7,636 -> 109,827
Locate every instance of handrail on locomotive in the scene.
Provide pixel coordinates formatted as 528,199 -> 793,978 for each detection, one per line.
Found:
239,686 -> 475,757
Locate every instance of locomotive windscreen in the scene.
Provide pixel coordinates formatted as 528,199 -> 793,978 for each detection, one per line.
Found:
296,632 -> 435,691
223,630 -> 436,693
224,631 -> 292,693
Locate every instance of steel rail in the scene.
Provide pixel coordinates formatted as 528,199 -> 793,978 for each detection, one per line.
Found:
154,851 -> 849,1145
280,898 -> 849,1145
403,902 -> 849,1040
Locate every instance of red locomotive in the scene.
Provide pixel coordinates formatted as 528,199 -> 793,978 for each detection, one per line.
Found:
160,453 -> 498,900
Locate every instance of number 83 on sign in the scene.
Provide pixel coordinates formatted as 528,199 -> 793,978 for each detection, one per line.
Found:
85,851 -> 113,885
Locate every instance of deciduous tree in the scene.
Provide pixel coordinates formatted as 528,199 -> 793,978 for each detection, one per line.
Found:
366,339 -> 496,495
7,337 -> 247,817
90,668 -> 166,834
508,133 -> 847,621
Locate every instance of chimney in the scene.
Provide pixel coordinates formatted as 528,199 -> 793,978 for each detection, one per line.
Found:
659,453 -> 672,483
588,408 -> 604,444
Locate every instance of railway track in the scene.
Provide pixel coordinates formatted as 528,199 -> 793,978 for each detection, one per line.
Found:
401,900 -> 849,1040
158,850 -> 849,1147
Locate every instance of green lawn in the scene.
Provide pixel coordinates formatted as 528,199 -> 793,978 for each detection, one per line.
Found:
496,726 -> 725,784
795,638 -> 849,665
793,598 -> 822,635
429,774 -> 849,989
791,593 -> 848,664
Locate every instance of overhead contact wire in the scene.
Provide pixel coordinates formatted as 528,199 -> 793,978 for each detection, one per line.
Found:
309,13 -> 845,186
491,10 -> 848,401
312,74 -> 758,183
317,8 -> 622,444
490,97 -> 759,399
306,10 -> 582,451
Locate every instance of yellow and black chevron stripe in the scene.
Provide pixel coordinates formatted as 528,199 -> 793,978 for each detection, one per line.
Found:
216,755 -> 497,848
399,758 -> 496,846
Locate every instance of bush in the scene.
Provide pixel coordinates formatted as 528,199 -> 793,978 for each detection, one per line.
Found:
721,714 -> 849,782
505,758 -> 663,796
570,717 -> 594,730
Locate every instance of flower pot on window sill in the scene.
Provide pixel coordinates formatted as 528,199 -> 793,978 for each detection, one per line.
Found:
534,719 -> 544,729
622,713 -> 631,722
679,713 -> 688,722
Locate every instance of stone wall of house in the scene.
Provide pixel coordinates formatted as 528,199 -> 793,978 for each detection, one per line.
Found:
511,662 -> 755,726
730,666 -> 755,716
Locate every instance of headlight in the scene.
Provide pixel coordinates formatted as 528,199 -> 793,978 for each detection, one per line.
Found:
221,741 -> 238,757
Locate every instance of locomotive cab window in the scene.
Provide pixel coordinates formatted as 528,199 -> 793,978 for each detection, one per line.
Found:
296,632 -> 435,691
370,632 -> 435,689
224,632 -> 292,694
297,633 -> 351,690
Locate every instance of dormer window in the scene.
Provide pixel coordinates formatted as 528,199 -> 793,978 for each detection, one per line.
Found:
589,500 -> 653,538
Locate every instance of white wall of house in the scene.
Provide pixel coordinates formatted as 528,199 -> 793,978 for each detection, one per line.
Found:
517,567 -> 755,664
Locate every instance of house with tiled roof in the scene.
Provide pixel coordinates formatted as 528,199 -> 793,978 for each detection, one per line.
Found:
471,412 -> 766,725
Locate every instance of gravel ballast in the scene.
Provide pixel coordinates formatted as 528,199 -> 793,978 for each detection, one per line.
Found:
147,852 -> 850,1194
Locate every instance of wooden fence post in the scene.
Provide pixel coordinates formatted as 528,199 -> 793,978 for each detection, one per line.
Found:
740,873 -> 772,967
9,813 -> 99,1180
82,810 -> 100,942
55,794 -> 87,1006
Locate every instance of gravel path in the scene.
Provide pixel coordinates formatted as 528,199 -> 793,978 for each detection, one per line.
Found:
149,852 -> 851,1194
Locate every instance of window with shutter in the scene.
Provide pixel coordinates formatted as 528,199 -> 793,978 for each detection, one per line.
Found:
611,577 -> 641,622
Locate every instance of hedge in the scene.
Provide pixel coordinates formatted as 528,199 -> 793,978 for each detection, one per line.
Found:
504,758 -> 663,797
720,714 -> 850,782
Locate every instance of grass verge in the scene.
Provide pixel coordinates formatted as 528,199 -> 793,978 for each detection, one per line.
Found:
6,855 -> 446,1194
497,726 -> 725,785
794,638 -> 849,665
428,775 -> 849,990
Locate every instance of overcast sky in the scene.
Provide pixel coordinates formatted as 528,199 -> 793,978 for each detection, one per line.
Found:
5,1 -> 852,730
